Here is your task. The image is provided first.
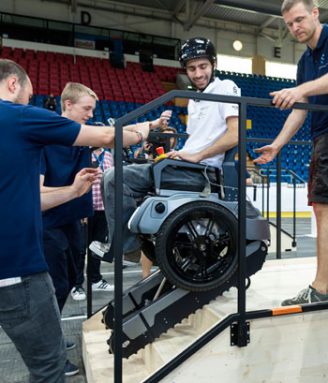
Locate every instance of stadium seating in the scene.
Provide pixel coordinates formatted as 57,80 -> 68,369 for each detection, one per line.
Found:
0,47 -> 311,181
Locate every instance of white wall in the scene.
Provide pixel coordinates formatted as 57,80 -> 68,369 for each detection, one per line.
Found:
247,183 -> 311,215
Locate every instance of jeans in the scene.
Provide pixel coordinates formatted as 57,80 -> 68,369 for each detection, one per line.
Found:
102,162 -> 217,260
0,272 -> 66,383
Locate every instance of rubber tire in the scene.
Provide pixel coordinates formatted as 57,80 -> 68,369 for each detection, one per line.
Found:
155,201 -> 238,292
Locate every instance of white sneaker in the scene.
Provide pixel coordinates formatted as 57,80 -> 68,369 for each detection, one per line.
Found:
70,286 -> 86,301
92,279 -> 114,292
89,241 -> 110,258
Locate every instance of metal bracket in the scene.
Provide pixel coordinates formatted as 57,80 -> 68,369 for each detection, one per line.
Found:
230,321 -> 250,347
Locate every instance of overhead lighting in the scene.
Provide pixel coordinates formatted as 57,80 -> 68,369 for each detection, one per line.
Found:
233,40 -> 243,51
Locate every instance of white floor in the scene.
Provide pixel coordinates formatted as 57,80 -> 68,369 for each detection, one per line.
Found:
213,256 -> 318,315
161,257 -> 328,383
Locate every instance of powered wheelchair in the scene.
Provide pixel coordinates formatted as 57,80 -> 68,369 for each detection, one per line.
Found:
103,147 -> 270,357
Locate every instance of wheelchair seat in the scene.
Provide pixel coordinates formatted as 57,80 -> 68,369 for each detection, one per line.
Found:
152,146 -> 237,201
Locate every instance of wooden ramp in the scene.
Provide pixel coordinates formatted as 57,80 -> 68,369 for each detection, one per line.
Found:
83,257 -> 328,383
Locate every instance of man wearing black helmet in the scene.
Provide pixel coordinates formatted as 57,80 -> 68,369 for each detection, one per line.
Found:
90,37 -> 240,262
166,37 -> 240,166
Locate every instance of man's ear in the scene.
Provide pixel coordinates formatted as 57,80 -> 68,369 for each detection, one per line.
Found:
8,76 -> 18,94
63,99 -> 73,111
312,7 -> 320,21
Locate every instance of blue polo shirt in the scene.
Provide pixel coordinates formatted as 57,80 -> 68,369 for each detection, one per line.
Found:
297,24 -> 328,139
0,100 -> 81,279
41,145 -> 93,229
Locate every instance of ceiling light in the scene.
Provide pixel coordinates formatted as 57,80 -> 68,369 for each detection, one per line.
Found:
233,40 -> 243,51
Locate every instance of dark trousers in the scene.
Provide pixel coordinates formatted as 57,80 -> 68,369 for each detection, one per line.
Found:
43,221 -> 84,312
75,211 -> 107,285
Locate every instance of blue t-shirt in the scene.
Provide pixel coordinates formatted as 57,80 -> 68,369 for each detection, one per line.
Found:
41,145 -> 93,229
0,100 -> 81,279
297,24 -> 328,139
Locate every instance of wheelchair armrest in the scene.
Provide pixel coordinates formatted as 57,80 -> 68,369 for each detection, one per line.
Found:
152,158 -> 206,193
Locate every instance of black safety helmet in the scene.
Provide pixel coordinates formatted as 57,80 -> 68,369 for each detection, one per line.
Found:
179,37 -> 216,68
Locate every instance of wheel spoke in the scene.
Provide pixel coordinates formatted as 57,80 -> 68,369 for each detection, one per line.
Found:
180,258 -> 193,271
204,218 -> 215,237
185,221 -> 199,241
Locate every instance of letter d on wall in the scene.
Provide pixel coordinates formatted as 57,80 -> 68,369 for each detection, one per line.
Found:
81,11 -> 91,25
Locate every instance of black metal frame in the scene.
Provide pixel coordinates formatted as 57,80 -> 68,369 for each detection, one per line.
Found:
112,90 -> 328,383
248,137 -> 311,258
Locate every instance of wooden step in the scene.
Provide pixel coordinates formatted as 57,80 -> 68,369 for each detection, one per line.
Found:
82,310 -> 150,383
82,296 -> 223,382
143,305 -> 221,371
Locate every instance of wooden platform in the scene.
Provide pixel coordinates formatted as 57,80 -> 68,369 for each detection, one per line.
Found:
82,257 -> 328,382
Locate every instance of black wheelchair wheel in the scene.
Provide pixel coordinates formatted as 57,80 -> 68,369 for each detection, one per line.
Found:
155,201 -> 238,292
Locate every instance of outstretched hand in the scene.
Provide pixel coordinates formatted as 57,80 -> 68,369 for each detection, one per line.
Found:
72,168 -> 101,197
270,86 -> 305,110
253,145 -> 279,165
152,110 -> 172,130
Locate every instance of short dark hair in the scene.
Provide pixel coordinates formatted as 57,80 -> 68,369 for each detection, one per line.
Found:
160,126 -> 177,134
0,59 -> 28,85
281,0 -> 317,14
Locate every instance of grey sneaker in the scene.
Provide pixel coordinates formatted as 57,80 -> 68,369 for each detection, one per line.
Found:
281,285 -> 328,306
89,241 -> 110,258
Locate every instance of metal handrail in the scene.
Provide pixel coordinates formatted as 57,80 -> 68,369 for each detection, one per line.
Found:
112,90 -> 327,383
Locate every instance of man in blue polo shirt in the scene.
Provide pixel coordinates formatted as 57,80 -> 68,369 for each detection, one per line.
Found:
41,82 -> 99,377
0,59 -> 153,383
255,0 -> 328,305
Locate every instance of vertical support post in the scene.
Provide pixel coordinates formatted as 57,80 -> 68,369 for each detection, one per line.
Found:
276,152 -> 282,259
86,150 -> 93,318
266,168 -> 270,220
292,174 -> 297,247
86,223 -> 93,318
261,175 -> 265,216
237,100 -> 248,347
113,120 -> 124,383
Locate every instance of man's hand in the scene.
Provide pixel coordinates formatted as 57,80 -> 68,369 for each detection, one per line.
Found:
71,168 -> 101,197
253,145 -> 280,165
151,110 -> 172,130
270,87 -> 305,110
166,150 -> 201,163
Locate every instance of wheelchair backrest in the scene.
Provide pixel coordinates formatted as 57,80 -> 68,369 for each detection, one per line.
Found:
222,146 -> 238,201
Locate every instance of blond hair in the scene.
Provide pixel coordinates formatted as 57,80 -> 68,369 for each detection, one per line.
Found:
61,82 -> 98,111
281,0 -> 318,14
